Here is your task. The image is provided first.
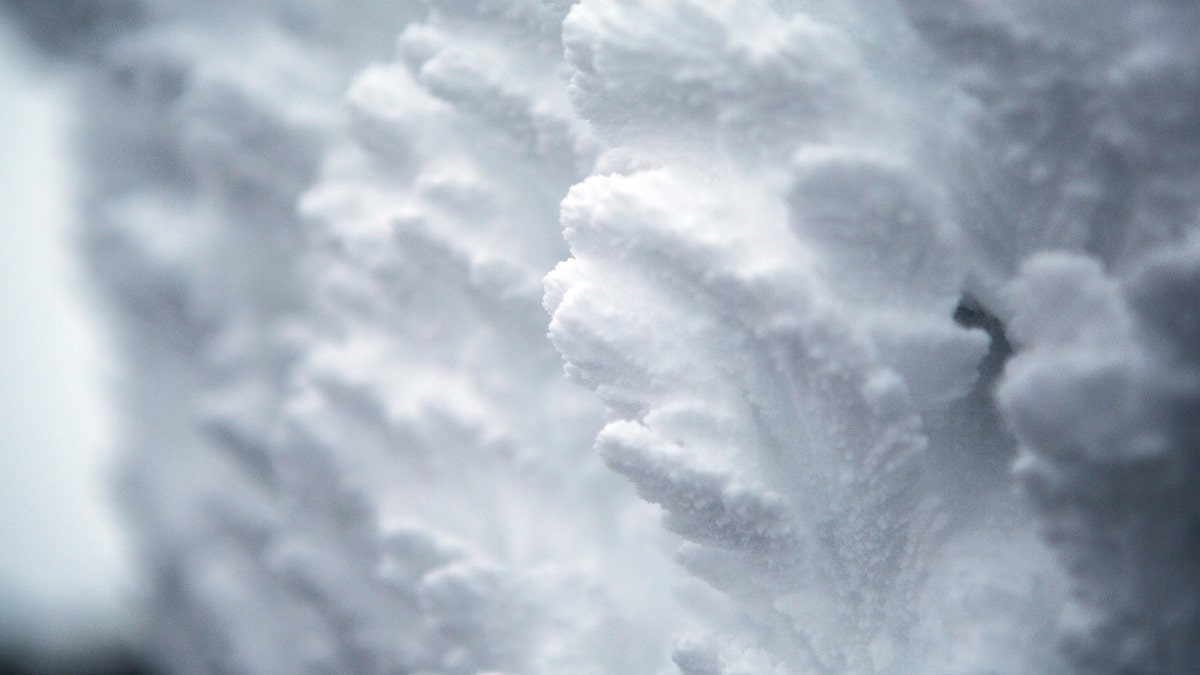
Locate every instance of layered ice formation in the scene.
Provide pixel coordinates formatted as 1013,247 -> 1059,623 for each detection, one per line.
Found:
4,0 -> 1199,672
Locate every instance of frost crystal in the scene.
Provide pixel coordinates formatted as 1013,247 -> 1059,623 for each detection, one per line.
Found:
5,0 -> 1200,672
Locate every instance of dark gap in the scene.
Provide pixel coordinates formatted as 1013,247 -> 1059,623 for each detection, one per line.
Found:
923,293 -> 1019,514
0,644 -> 161,675
953,292 -> 1013,392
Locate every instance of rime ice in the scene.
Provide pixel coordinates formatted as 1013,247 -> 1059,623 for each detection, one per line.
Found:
5,0 -> 1200,673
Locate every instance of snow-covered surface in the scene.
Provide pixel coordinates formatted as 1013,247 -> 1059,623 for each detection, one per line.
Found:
3,0 -> 1199,673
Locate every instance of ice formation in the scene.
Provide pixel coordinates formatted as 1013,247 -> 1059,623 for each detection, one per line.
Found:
4,0 -> 1199,673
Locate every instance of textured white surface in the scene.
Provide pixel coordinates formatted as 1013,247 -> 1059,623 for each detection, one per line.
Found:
4,0 -> 1199,672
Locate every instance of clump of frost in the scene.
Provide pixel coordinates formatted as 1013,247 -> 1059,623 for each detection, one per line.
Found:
551,0 -> 1200,671
280,2 -> 684,671
899,0 -> 1200,276
14,2 -> 426,671
1000,247 -> 1200,672
5,0 -> 1200,673
4,0 -> 696,672
547,0 -> 1051,671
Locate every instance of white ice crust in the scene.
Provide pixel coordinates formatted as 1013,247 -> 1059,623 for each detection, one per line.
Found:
6,0 -> 1200,672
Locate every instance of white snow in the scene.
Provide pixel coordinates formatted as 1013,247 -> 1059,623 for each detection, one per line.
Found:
3,0 -> 1199,672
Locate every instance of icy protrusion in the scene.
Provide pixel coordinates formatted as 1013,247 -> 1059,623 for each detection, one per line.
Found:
284,1 -> 682,671
1000,247 -> 1200,673
900,0 -> 1200,275
40,2 -> 424,671
546,0 -> 1009,669
8,0 -> 1200,672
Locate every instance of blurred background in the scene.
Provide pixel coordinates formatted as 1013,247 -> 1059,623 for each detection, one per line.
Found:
0,20 -> 150,674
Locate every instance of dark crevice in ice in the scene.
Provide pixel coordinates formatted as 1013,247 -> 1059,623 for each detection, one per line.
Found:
953,292 -> 1013,393
925,293 -> 1019,515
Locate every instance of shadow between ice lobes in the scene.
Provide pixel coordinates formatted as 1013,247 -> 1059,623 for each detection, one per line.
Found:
936,290 -> 1012,478
0,642 -> 161,675
925,294 -> 1018,510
